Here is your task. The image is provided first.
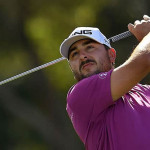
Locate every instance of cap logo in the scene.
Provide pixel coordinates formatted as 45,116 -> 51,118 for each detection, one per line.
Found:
72,30 -> 92,36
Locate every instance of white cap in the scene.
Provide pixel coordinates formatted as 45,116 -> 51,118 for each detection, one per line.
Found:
60,27 -> 111,59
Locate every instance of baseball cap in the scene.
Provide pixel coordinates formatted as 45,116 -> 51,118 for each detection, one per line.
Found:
60,27 -> 111,59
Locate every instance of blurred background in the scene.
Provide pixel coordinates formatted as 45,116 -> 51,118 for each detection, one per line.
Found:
0,0 -> 150,149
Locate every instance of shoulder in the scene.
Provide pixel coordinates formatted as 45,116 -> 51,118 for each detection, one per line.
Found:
68,70 -> 113,97
66,70 -> 114,121
67,70 -> 113,109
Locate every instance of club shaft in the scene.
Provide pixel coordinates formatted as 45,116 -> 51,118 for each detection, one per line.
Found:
0,57 -> 66,85
0,31 -> 132,85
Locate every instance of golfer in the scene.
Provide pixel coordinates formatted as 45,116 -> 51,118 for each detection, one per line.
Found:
60,15 -> 150,150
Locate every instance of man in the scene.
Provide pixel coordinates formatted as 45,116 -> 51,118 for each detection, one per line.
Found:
60,15 -> 150,150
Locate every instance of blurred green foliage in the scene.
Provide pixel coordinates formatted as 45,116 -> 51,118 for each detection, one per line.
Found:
0,0 -> 150,149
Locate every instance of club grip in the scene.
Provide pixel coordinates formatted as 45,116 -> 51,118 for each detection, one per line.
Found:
109,31 -> 132,43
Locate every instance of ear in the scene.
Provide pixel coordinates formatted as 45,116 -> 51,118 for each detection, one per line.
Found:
108,48 -> 116,63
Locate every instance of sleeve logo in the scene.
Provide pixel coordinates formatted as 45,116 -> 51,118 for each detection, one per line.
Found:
99,72 -> 108,79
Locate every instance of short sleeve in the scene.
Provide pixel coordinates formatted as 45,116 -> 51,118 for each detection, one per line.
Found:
66,70 -> 115,142
67,70 -> 114,119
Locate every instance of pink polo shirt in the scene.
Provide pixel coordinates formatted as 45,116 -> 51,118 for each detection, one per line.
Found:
66,70 -> 150,150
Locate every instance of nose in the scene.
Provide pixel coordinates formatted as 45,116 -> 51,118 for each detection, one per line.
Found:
80,51 -> 88,60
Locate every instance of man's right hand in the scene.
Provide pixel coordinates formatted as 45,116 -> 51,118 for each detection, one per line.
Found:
128,15 -> 150,42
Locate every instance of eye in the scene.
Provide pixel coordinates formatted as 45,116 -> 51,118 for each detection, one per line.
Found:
88,45 -> 94,48
71,51 -> 79,58
86,45 -> 94,50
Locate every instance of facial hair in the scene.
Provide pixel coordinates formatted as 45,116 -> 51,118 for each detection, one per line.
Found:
72,59 -> 100,81
72,56 -> 112,81
73,68 -> 101,81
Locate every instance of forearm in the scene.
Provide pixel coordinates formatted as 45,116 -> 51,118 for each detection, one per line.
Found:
127,32 -> 150,72
106,15 -> 150,101
111,32 -> 150,101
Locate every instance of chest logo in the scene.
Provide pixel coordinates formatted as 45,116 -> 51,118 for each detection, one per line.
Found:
99,72 -> 107,79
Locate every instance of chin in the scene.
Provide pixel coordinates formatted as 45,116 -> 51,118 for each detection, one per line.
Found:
75,70 -> 101,81
85,70 -> 101,77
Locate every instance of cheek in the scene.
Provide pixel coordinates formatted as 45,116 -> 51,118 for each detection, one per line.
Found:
97,54 -> 111,66
69,61 -> 80,72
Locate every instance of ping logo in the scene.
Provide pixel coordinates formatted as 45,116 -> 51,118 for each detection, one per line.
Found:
72,30 -> 92,36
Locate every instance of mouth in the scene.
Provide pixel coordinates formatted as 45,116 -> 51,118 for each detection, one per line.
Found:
79,59 -> 96,72
81,62 -> 95,71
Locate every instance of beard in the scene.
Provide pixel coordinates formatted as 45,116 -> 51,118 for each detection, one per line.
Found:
73,69 -> 101,81
72,58 -> 112,81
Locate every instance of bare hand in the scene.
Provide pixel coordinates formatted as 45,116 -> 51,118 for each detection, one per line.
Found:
128,15 -> 150,41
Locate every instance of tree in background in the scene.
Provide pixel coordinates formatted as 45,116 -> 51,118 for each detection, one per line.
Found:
0,0 -> 149,149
